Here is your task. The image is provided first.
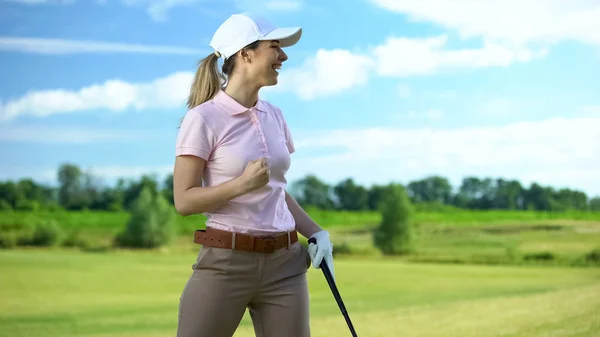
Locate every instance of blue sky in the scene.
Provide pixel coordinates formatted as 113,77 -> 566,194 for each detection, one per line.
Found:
1,0 -> 600,197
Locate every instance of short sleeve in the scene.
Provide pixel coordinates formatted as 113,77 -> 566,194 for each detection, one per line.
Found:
282,114 -> 295,154
270,104 -> 295,154
175,111 -> 215,160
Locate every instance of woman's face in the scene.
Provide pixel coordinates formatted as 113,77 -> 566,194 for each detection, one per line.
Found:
243,40 -> 288,87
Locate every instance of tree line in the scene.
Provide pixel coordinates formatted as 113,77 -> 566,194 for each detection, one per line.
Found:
1,163 -> 599,212
289,174 -> 599,212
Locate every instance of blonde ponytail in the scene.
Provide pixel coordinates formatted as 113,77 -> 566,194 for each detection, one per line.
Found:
187,53 -> 225,110
186,41 -> 260,111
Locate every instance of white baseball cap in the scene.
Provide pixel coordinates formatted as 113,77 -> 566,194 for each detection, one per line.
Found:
209,12 -> 302,60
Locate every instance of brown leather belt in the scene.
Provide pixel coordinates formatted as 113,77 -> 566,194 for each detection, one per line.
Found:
194,227 -> 298,253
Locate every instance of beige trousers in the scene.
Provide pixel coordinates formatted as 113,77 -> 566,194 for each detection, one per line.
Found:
177,241 -> 312,337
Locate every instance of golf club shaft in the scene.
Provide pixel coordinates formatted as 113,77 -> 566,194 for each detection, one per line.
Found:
308,238 -> 358,337
319,261 -> 358,337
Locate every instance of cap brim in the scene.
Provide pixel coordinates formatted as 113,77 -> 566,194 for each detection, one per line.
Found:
259,27 -> 302,47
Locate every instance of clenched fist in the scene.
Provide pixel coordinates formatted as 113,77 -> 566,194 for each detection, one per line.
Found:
240,157 -> 270,192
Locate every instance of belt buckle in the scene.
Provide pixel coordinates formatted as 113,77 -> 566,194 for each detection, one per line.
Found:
262,237 -> 275,253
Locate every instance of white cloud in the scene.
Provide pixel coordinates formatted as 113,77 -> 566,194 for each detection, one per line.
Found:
372,35 -> 547,77
0,31 -> 546,120
143,0 -> 197,22
0,28 -> 555,122
369,0 -> 600,47
271,49 -> 374,100
121,0 -> 305,22
0,36 -> 205,55
289,115 -> 600,196
0,125 -> 150,143
270,34 -> 544,99
0,71 -> 193,122
579,105 -> 600,118
3,0 -> 210,22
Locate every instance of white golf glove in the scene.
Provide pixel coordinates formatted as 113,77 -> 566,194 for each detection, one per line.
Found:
307,230 -> 335,281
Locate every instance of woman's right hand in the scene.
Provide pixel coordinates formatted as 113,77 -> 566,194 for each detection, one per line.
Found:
240,157 -> 270,192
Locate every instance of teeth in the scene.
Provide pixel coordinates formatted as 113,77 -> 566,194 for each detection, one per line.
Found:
273,64 -> 281,70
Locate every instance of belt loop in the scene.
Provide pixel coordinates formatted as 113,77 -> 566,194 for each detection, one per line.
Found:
231,232 -> 236,250
287,231 -> 291,249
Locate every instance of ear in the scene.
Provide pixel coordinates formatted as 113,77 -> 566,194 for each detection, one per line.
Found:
238,48 -> 252,63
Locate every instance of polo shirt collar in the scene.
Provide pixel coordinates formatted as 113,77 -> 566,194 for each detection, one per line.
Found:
214,89 -> 267,115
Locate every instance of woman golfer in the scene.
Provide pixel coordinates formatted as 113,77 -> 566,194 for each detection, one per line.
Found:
173,12 -> 334,337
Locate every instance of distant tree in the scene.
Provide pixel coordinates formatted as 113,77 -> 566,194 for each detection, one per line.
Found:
373,183 -> 415,255
524,183 -> 552,211
476,177 -> 495,209
454,176 -> 486,209
162,174 -> 174,205
333,178 -> 369,211
367,184 -> 387,211
0,181 -> 23,210
0,199 -> 11,210
290,174 -> 335,210
114,186 -> 176,249
4,165 -> 598,214
407,175 -> 452,204
82,170 -> 106,210
551,188 -> 588,211
100,179 -> 126,211
17,179 -> 46,204
58,163 -> 88,210
123,175 -> 160,211
492,179 -> 525,210
590,197 -> 600,211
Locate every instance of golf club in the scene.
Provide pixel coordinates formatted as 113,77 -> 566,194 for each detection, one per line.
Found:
308,237 -> 358,337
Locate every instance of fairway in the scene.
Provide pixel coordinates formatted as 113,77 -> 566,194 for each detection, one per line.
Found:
1,248 -> 599,337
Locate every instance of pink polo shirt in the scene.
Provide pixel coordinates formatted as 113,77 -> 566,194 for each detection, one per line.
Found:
175,89 -> 296,235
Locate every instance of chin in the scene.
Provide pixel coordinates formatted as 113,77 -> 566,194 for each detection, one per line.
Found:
257,71 -> 279,88
264,77 -> 279,87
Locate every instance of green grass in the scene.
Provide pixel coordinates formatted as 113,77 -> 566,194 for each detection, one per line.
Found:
2,207 -> 600,235
412,206 -> 600,226
2,208 -> 599,336
329,221 -> 600,266
1,248 -> 599,337
3,209 -> 600,267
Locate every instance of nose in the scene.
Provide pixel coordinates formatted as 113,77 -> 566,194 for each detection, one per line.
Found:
278,48 -> 288,62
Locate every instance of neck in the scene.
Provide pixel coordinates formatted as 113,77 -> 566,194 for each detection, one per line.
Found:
224,75 -> 260,108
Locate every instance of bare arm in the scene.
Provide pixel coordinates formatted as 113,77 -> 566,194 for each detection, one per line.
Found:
285,190 -> 323,238
173,155 -> 250,216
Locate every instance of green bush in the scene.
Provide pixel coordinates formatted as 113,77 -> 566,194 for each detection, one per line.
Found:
584,248 -> 600,263
373,183 -> 415,255
332,241 -> 352,256
30,220 -> 64,246
0,200 -> 12,211
523,251 -> 555,262
0,230 -> 18,248
113,186 -> 176,249
14,199 -> 40,211
0,218 -> 31,248
62,230 -> 92,249
0,217 -> 64,248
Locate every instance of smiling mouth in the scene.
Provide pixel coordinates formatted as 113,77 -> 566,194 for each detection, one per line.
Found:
272,64 -> 281,73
